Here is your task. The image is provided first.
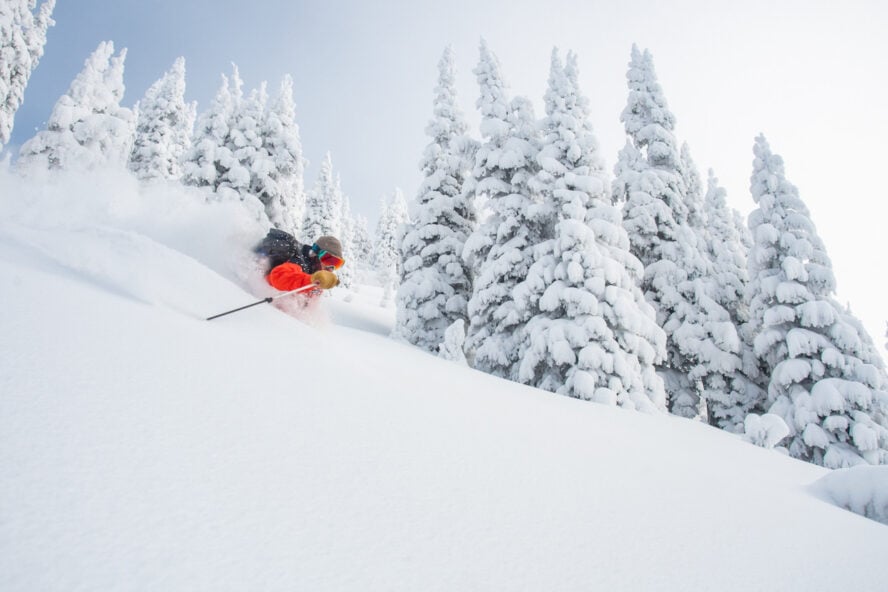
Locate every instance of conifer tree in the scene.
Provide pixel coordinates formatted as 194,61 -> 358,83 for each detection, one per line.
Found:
466,93 -> 544,376
0,0 -> 55,150
439,319 -> 468,365
181,65 -> 265,219
516,50 -> 666,411
612,44 -> 720,419
674,147 -> 755,427
746,135 -> 888,466
232,81 -> 269,202
18,40 -> 134,172
129,57 -> 196,181
351,214 -> 373,271
182,68 -> 238,190
301,151 -> 341,241
461,40 -> 511,276
337,184 -> 356,290
376,189 -> 408,306
261,75 -> 306,234
463,45 -> 540,374
207,71 -> 306,229
700,170 -> 761,431
461,41 -> 545,373
395,46 -> 475,352
679,142 -> 705,228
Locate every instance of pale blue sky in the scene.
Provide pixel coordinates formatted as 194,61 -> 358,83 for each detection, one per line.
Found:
10,0 -> 888,344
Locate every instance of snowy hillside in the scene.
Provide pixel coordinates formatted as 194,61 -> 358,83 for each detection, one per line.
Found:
2,170 -> 888,591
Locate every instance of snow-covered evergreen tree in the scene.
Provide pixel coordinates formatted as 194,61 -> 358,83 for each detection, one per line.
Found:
439,319 -> 468,365
700,170 -> 761,431
301,152 -> 341,241
337,183 -> 356,290
182,69 -> 238,191
466,92 -> 544,377
461,40 -> 511,276
231,81 -> 270,204
460,40 -> 553,375
679,142 -> 705,228
0,0 -> 55,150
612,44 -> 719,419
515,50 -> 666,411
191,70 -> 305,228
17,40 -> 134,172
351,214 -> 373,270
395,46 -> 476,353
128,57 -> 196,181
462,40 -> 544,376
181,65 -> 272,220
674,146 -> 756,428
743,413 -> 790,449
746,135 -> 888,467
703,171 -> 747,316
376,189 -> 408,306
260,75 -> 306,234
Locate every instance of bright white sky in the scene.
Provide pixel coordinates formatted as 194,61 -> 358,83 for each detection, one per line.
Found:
9,0 -> 888,348
2,167 -> 888,589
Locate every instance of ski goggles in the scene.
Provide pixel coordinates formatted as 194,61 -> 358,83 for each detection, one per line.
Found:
312,244 -> 345,270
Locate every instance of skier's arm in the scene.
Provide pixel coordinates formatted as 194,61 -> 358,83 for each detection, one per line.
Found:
267,262 -> 314,292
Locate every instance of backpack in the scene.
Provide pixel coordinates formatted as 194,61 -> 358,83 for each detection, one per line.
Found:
255,228 -> 303,271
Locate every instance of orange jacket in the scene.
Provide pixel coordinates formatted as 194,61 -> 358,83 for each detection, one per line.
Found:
267,262 -> 317,294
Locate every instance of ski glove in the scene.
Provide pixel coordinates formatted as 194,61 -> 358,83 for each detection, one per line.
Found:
311,270 -> 339,289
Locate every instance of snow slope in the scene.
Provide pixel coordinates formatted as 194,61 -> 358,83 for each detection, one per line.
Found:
2,170 -> 887,591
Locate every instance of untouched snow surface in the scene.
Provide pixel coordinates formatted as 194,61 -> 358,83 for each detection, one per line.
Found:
2,169 -> 888,591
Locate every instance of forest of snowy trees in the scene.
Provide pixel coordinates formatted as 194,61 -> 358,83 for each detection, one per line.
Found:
2,1 -> 887,469
393,42 -> 888,469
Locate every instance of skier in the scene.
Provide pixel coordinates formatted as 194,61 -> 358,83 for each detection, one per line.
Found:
255,229 -> 344,295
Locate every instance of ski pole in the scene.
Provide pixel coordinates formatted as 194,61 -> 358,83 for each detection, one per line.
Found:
206,283 -> 318,321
